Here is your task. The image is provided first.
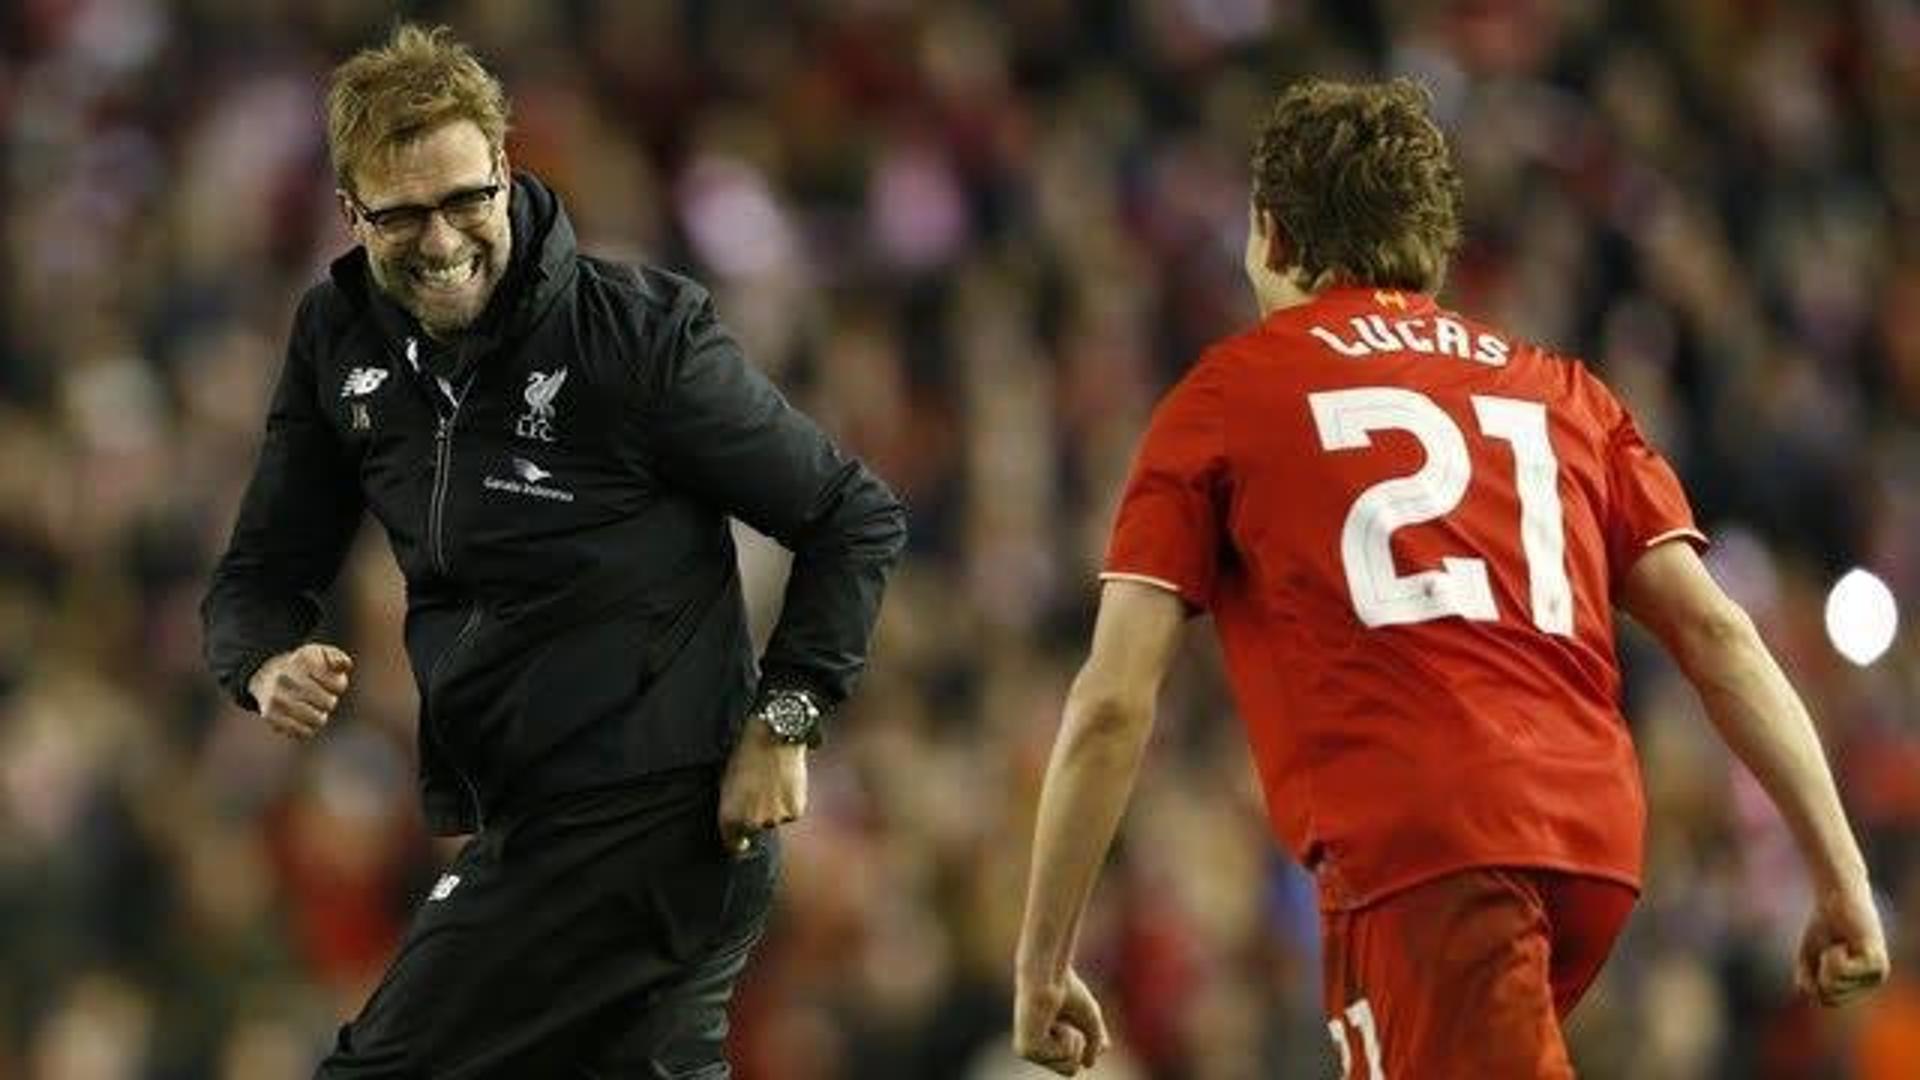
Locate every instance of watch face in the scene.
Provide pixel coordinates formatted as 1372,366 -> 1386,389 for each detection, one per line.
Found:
762,693 -> 818,741
766,698 -> 801,735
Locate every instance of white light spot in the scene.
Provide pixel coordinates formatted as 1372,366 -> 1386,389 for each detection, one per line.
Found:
1825,568 -> 1899,667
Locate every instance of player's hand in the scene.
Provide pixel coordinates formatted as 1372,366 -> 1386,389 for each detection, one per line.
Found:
1013,967 -> 1109,1076
718,719 -> 806,855
248,643 -> 353,740
1796,877 -> 1890,1007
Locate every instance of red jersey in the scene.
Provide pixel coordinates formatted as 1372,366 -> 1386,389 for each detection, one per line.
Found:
1105,287 -> 1704,910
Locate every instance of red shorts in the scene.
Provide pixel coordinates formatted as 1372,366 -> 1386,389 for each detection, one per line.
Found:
1321,867 -> 1636,1079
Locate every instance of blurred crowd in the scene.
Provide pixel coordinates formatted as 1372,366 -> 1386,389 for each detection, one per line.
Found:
2,0 -> 1919,1077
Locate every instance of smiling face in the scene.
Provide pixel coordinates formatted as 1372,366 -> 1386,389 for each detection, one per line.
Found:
342,120 -> 512,338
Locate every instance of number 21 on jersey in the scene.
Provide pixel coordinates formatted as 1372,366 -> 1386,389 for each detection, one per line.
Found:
1308,387 -> 1572,635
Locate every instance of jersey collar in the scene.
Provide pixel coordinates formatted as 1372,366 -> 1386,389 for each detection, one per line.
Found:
1311,285 -> 1439,316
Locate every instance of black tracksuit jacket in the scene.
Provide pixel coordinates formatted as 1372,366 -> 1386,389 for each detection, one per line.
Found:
202,175 -> 906,834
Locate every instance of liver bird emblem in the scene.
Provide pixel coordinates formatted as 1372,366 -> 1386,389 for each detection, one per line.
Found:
524,369 -> 568,420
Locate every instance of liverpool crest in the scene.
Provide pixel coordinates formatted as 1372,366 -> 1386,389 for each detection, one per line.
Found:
516,369 -> 567,442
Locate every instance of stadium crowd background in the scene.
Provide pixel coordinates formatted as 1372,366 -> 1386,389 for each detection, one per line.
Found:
2,0 -> 1918,1076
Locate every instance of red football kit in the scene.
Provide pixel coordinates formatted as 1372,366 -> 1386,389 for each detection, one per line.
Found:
1104,287 -> 1704,1076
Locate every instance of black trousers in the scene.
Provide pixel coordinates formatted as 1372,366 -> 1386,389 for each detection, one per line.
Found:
316,769 -> 778,1079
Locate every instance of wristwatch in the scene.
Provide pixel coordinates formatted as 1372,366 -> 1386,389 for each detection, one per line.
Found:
753,686 -> 824,748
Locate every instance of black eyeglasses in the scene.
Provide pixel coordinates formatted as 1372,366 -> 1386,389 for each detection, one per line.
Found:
349,174 -> 504,242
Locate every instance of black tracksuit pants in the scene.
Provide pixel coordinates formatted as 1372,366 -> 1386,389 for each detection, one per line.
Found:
316,767 -> 778,1079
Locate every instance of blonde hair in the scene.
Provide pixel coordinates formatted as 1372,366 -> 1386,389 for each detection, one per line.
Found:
1250,78 -> 1462,293
326,23 -> 510,193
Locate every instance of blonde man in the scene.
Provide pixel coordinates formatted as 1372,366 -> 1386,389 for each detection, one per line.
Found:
203,24 -> 904,1076
1014,79 -> 1886,1077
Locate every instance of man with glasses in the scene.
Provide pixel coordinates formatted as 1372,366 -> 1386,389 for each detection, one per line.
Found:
202,22 -> 905,1077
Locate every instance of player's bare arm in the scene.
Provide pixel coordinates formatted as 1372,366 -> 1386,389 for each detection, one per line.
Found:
1621,540 -> 1889,1006
1014,579 -> 1186,1075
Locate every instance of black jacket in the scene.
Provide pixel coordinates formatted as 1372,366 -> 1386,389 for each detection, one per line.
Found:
203,175 -> 906,834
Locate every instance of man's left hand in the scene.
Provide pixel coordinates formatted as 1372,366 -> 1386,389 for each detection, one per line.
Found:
718,719 -> 808,854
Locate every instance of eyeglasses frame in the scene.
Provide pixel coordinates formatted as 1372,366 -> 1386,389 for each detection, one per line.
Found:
346,166 -> 506,243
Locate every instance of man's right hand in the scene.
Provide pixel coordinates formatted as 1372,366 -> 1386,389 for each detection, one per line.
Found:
1797,878 -> 1891,1007
1013,967 -> 1109,1076
248,643 -> 354,740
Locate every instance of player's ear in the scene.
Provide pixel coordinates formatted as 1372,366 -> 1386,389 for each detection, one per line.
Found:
1258,210 -> 1293,274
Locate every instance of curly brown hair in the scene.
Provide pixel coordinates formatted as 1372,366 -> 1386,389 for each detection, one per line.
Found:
1250,78 -> 1462,293
326,23 -> 510,194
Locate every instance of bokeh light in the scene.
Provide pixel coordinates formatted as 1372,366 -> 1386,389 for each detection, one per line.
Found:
1825,568 -> 1899,667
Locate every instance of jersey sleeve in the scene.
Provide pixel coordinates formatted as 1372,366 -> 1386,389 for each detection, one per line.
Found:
1587,372 -> 1707,580
1102,353 -> 1230,609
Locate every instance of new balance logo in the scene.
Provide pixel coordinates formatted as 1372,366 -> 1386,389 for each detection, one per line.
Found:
342,367 -> 390,398
428,873 -> 461,902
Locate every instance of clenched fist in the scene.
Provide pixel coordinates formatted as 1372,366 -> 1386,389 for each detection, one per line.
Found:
1797,878 -> 1891,1007
1013,967 -> 1110,1076
248,643 -> 354,740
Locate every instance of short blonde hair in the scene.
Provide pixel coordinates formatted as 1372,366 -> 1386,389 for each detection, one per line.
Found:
1250,78 -> 1462,293
326,23 -> 510,194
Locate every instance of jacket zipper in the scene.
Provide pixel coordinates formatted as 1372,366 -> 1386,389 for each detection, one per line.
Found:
424,604 -> 486,830
430,408 -> 461,575
412,334 -> 470,578
414,335 -> 483,828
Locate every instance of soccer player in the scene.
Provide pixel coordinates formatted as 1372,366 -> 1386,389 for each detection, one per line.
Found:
202,24 -> 904,1077
1013,79 -> 1888,1077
